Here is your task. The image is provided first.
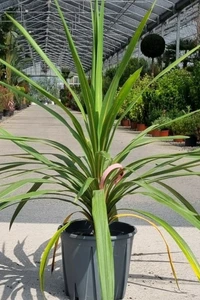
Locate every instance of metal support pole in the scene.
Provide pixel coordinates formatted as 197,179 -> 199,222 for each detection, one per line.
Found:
161,22 -> 165,37
176,12 -> 181,60
138,39 -> 141,58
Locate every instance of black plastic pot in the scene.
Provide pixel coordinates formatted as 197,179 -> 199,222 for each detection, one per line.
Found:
61,220 -> 136,300
185,135 -> 197,147
0,111 -> 3,120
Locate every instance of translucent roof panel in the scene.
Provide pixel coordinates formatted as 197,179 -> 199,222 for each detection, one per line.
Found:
0,0 -> 198,72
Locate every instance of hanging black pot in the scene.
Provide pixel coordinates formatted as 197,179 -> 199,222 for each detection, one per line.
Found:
185,135 -> 197,147
61,220 -> 136,300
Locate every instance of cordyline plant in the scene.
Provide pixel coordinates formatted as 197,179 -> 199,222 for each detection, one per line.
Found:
0,0 -> 200,299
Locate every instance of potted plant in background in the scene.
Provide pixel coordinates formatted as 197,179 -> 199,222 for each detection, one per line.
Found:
135,100 -> 146,131
0,1 -> 200,300
14,85 -> 25,110
171,108 -> 200,146
180,115 -> 198,147
152,113 -> 172,137
117,99 -> 130,127
128,109 -> 137,130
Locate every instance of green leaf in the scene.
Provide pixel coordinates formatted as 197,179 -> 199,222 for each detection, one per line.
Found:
92,190 -> 114,300
101,1 -> 156,122
0,177 -> 54,198
75,177 -> 95,201
123,209 -> 200,280
0,81 -> 93,164
9,177 -> 50,229
54,0 -> 98,153
0,189 -> 65,210
5,13 -> 86,119
113,211 -> 179,287
39,222 -> 71,291
133,181 -> 200,230
102,68 -> 142,150
157,182 -> 200,219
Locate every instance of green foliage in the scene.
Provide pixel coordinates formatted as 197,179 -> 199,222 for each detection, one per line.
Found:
189,62 -> 200,111
143,68 -> 192,124
103,58 -> 148,95
163,38 -> 197,68
103,66 -> 116,95
14,85 -> 25,108
119,57 -> 148,86
61,67 -> 71,80
126,75 -> 151,123
171,111 -> 200,136
60,88 -> 72,106
31,77 -> 60,104
152,114 -> 172,130
0,1 -> 200,299
0,8 -> 20,85
60,85 -> 83,111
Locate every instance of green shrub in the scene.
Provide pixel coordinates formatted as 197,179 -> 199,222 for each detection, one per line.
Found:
171,112 -> 200,136
14,86 -> 25,108
119,57 -> 148,86
152,115 -> 172,130
103,58 -> 149,95
143,68 -> 192,124
31,78 -> 59,104
189,62 -> 200,110
125,75 -> 151,123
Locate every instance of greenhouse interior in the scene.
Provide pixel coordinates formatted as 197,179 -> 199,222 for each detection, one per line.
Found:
0,0 -> 200,139
1,2 -> 200,299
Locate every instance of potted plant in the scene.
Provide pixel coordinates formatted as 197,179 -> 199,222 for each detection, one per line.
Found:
171,111 -> 199,146
14,85 -> 25,110
127,75 -> 152,131
117,101 -> 130,127
3,90 -> 14,116
152,114 -> 172,137
0,1 -> 200,300
128,109 -> 137,130
120,116 -> 130,127
180,115 -> 198,147
171,117 -> 184,142
134,100 -> 146,131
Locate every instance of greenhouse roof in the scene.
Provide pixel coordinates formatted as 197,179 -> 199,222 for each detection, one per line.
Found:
0,0 -> 199,72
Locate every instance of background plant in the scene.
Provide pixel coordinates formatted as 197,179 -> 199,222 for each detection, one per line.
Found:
31,77 -> 60,104
103,57 -> 148,95
152,114 -> 172,130
143,68 -> 193,124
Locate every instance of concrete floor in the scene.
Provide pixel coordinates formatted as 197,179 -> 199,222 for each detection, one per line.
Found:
0,105 -> 200,299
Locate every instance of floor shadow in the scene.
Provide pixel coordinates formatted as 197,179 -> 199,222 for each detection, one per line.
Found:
0,239 -> 66,300
129,273 -> 198,284
131,251 -> 188,264
127,280 -> 184,294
